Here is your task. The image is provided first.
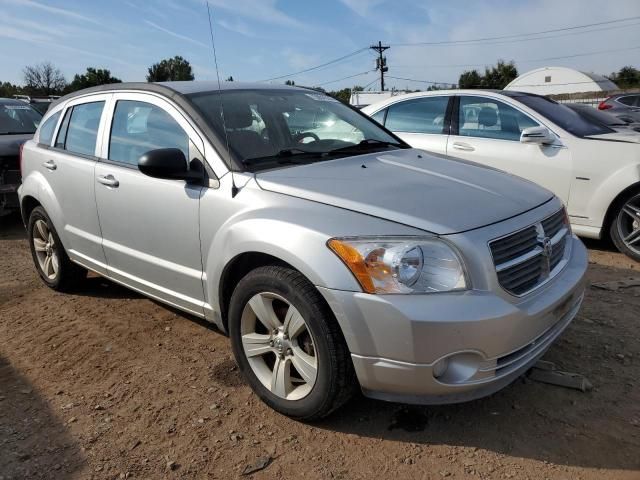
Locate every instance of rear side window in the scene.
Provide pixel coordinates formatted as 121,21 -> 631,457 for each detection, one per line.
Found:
55,102 -> 105,156
458,96 -> 539,141
618,95 -> 638,107
108,100 -> 188,166
385,97 -> 449,134
38,111 -> 61,146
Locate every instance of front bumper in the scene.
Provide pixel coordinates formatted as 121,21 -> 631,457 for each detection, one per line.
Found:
318,235 -> 588,405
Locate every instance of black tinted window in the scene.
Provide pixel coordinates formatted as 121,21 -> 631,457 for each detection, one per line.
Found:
61,102 -> 105,156
38,111 -> 61,146
618,95 -> 638,107
515,95 -> 612,137
0,102 -> 41,134
385,97 -> 449,134
109,101 -> 189,166
458,96 -> 539,141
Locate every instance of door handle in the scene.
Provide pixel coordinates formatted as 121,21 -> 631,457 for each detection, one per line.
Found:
452,142 -> 475,152
97,174 -> 119,188
43,160 -> 57,171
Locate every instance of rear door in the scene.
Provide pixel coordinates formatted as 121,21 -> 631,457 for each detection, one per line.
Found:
41,95 -> 110,274
446,95 -> 572,205
378,95 -> 452,154
94,92 -> 206,315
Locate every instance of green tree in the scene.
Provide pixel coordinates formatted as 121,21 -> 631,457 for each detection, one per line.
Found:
146,56 -> 194,82
458,70 -> 482,89
328,85 -> 363,104
225,76 -> 234,82
284,80 -> 295,86
608,66 -> 640,89
66,67 -> 121,93
481,60 -> 518,89
0,81 -> 23,98
23,62 -> 66,96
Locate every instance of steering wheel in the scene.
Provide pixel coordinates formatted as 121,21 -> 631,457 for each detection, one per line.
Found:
294,132 -> 320,144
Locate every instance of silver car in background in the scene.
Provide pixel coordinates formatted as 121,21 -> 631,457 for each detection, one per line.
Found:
18,82 -> 587,419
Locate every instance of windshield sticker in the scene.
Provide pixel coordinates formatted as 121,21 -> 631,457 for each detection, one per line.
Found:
305,93 -> 339,103
4,105 -> 31,110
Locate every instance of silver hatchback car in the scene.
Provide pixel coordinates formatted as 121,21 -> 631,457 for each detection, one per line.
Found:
19,82 -> 587,419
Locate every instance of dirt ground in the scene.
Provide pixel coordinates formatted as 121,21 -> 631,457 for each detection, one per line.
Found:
1,212 -> 639,480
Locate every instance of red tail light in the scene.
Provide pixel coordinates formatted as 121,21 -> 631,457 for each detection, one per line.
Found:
19,142 -> 25,177
597,100 -> 612,110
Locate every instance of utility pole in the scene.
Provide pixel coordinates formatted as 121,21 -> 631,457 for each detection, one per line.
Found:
370,41 -> 389,91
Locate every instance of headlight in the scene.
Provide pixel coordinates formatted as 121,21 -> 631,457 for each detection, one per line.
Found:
327,237 -> 469,294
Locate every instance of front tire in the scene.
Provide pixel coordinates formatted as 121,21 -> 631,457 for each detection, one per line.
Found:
28,206 -> 87,291
610,190 -> 640,262
228,265 -> 356,420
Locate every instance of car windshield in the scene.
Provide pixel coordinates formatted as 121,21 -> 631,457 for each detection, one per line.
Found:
515,95 -> 613,138
187,89 -> 404,171
0,102 -> 42,134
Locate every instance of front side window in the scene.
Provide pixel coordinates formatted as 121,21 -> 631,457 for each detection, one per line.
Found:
0,102 -> 42,135
370,108 -> 386,125
109,100 -> 189,166
385,97 -> 449,134
57,102 -> 105,156
38,111 -> 61,146
187,89 -> 402,171
458,96 -> 539,141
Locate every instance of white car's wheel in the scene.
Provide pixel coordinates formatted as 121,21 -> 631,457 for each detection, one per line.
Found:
611,190 -> 640,262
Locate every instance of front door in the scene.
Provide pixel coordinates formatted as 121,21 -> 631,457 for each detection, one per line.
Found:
94,93 -> 206,316
446,95 -> 572,205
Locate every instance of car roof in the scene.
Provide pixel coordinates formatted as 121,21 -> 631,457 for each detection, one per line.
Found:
0,97 -> 35,106
54,81 -> 309,105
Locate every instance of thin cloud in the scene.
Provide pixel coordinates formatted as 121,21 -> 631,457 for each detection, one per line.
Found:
0,0 -> 99,24
204,0 -> 302,28
217,18 -> 257,38
144,20 -> 209,48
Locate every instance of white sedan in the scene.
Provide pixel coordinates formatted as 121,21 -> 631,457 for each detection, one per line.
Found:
362,90 -> 640,261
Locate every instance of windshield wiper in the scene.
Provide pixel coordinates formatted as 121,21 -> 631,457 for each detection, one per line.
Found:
0,131 -> 33,135
327,138 -> 407,155
244,148 -> 326,166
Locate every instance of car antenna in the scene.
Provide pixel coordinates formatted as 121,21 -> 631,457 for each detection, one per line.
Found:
206,1 -> 239,198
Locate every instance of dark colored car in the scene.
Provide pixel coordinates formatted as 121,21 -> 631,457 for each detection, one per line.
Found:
567,103 -> 640,133
598,93 -> 640,123
0,98 -> 42,215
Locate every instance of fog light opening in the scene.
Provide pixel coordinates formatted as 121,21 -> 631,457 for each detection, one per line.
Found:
432,358 -> 449,379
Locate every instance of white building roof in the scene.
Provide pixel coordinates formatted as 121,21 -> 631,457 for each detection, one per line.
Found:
504,67 -> 618,95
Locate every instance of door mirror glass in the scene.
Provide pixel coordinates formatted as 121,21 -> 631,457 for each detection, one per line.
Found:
138,148 -> 194,180
520,126 -> 555,145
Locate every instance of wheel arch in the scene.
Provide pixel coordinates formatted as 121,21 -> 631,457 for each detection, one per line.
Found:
602,181 -> 640,240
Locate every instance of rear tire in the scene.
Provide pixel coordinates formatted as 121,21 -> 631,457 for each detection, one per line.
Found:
228,265 -> 356,420
610,189 -> 640,262
28,206 -> 87,291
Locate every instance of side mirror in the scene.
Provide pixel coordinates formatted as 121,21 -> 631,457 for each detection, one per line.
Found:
520,126 -> 556,145
138,148 -> 201,181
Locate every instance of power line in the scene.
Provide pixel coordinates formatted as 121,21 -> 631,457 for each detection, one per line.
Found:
391,45 -> 640,71
391,16 -> 640,47
316,70 -> 376,86
386,75 -> 456,85
258,48 -> 369,82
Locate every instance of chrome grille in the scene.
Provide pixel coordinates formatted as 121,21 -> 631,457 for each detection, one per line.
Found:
490,209 -> 570,296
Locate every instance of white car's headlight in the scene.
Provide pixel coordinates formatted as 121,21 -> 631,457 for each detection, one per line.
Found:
328,237 -> 469,294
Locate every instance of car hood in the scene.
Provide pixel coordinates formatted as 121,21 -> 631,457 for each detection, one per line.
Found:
254,149 -> 553,234
0,134 -> 33,156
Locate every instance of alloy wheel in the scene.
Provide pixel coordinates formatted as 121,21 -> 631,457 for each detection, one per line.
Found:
32,219 -> 59,281
240,292 -> 318,400
617,194 -> 640,256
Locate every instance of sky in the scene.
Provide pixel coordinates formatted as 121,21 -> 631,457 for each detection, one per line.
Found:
1,0 -> 639,91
